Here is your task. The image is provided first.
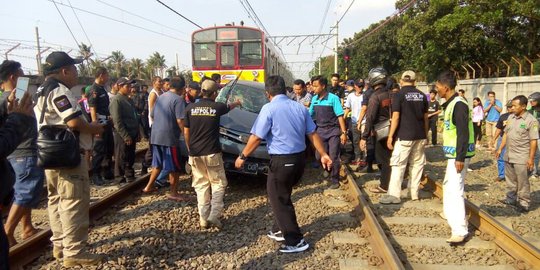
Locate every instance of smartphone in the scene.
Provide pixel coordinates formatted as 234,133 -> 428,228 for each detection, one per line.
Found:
15,77 -> 30,100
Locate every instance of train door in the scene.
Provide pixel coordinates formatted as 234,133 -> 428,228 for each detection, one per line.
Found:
218,43 -> 237,70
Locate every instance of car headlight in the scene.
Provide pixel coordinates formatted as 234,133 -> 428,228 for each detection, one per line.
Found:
238,134 -> 250,143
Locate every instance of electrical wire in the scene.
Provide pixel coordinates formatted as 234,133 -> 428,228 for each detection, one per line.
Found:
337,0 -> 356,24
51,0 -> 80,48
155,0 -> 202,29
47,0 -> 189,43
67,0 -> 98,58
345,0 -> 417,48
318,0 -> 333,34
96,0 -> 187,35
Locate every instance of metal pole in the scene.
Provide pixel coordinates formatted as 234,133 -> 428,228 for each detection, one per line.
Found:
318,58 -> 321,75
4,43 -> 21,60
176,53 -> 179,75
35,27 -> 42,75
334,20 -> 338,74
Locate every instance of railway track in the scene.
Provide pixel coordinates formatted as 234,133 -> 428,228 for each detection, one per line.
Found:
342,164 -> 540,270
8,148 -> 149,270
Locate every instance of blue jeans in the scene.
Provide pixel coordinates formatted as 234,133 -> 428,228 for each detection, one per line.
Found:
8,156 -> 45,208
156,170 -> 169,185
497,138 -> 506,179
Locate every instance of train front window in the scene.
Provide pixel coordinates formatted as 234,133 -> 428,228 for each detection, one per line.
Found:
193,43 -> 216,68
239,42 -> 262,66
220,45 -> 235,67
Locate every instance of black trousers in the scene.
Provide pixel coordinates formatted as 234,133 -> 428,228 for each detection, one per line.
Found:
268,152 -> 305,246
0,222 -> 8,270
473,121 -> 482,143
366,135 -> 376,164
92,124 -> 114,177
429,117 -> 438,145
113,131 -> 135,178
375,139 -> 391,190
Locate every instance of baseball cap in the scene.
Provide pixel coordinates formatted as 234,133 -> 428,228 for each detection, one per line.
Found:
43,51 -> 83,74
401,70 -> 416,81
116,77 -> 136,86
201,80 -> 218,93
345,80 -> 355,87
189,81 -> 201,91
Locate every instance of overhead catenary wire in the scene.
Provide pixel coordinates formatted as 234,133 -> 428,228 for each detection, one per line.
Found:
318,0 -> 333,34
47,0 -> 189,43
96,0 -> 187,35
337,0 -> 356,24
155,0 -> 202,29
51,0 -> 80,48
67,0 -> 98,58
344,0 -> 417,48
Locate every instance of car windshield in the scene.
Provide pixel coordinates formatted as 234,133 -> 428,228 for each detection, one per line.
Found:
217,83 -> 269,113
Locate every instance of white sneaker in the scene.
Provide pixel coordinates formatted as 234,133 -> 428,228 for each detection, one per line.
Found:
279,239 -> 309,253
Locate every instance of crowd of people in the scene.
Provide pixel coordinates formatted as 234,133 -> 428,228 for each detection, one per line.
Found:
0,50 -> 538,268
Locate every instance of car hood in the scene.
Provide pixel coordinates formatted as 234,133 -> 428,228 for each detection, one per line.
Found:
220,108 -> 257,133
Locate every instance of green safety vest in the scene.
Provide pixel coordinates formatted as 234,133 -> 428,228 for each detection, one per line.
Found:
442,96 -> 476,159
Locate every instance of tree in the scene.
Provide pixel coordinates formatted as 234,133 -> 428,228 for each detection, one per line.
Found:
129,58 -> 144,79
147,52 -> 167,77
313,0 -> 540,81
109,51 -> 126,78
78,43 -> 93,78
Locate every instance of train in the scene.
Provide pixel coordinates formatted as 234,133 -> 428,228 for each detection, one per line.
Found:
191,24 -> 293,85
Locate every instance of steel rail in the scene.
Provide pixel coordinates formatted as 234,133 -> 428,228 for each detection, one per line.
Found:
424,176 -> 540,270
9,149 -> 149,269
344,166 -> 405,269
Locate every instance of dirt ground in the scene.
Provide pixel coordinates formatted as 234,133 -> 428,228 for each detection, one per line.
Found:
424,145 -> 540,246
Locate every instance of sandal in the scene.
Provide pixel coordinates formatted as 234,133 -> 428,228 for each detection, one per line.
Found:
369,186 -> 387,193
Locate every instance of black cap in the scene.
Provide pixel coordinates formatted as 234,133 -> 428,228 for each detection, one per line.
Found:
163,78 -> 171,82
189,81 -> 201,91
116,77 -> 136,86
43,51 -> 83,74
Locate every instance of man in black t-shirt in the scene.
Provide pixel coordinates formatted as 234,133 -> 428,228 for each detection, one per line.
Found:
329,73 -> 345,106
427,88 -> 441,145
88,67 -> 114,184
184,80 -> 240,229
380,70 -> 429,204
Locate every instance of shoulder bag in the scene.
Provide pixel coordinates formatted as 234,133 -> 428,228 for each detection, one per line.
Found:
36,93 -> 81,169
373,95 -> 392,142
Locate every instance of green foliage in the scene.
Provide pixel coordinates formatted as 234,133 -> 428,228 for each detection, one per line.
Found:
313,0 -> 540,82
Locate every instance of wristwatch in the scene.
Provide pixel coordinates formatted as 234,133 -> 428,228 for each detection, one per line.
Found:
239,153 -> 248,160
341,130 -> 348,135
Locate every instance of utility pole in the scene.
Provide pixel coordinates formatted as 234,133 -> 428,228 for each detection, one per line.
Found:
334,20 -> 338,74
35,26 -> 42,75
318,58 -> 321,75
176,53 -> 180,75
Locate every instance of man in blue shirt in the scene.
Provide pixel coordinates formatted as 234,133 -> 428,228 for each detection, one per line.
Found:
235,75 -> 332,253
309,75 -> 348,189
484,91 -> 503,150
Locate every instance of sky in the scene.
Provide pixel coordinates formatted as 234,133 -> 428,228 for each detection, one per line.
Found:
0,0 -> 397,80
